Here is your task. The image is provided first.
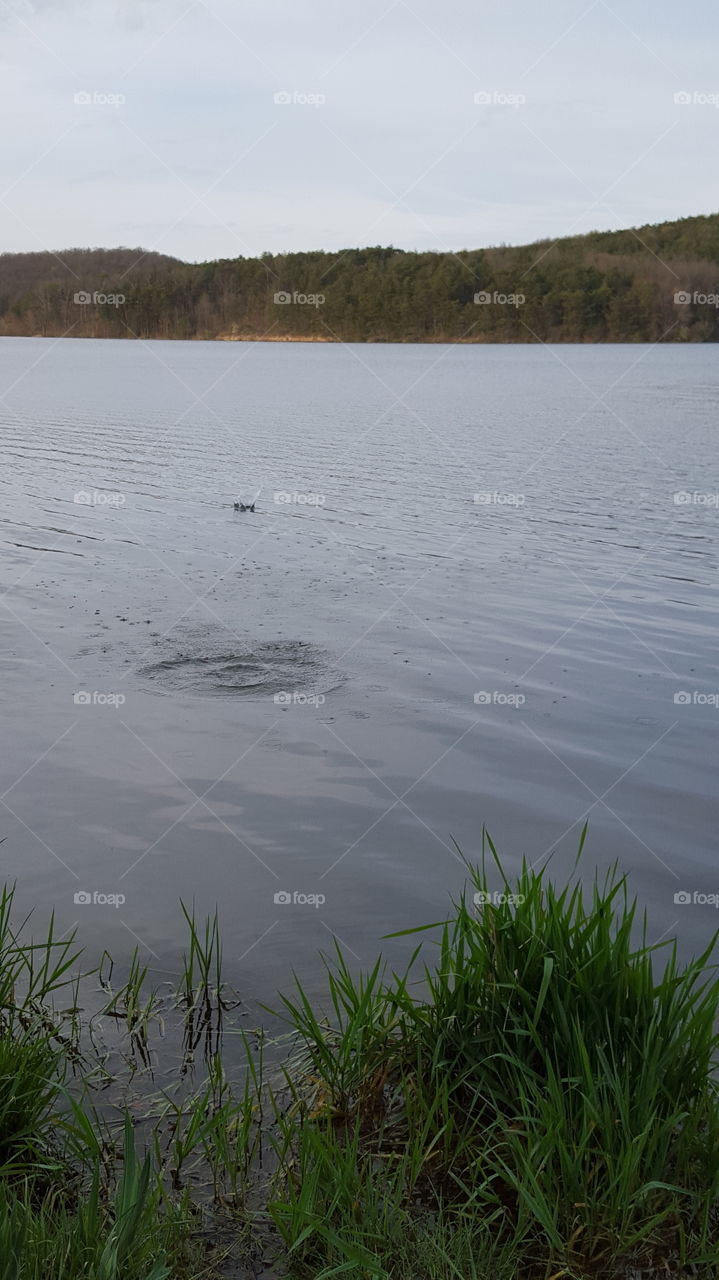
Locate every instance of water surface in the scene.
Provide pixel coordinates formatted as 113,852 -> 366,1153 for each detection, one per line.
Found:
1,338 -> 717,1008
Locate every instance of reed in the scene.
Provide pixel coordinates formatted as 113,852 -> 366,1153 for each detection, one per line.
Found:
3,833 -> 719,1278
271,828 -> 719,1278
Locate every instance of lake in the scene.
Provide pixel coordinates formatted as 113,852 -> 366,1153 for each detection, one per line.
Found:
1,337 -> 717,1011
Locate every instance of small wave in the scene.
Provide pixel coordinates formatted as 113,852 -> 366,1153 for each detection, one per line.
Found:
4,540 -> 84,556
138,633 -> 342,699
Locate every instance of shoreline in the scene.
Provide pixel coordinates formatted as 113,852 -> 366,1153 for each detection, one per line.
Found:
3,850 -> 719,1279
0,330 -> 704,344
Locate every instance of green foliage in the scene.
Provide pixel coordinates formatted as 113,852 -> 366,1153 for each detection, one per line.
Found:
0,1117 -> 172,1280
272,830 -> 719,1277
0,1034 -> 59,1170
0,886 -> 241,1278
2,845 -> 719,1278
2,214 -> 719,340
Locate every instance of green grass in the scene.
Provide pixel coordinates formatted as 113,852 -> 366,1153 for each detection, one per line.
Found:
0,887 -> 228,1279
0,1116 -> 177,1280
2,832 -> 719,1278
271,829 -> 719,1277
0,1034 -> 59,1170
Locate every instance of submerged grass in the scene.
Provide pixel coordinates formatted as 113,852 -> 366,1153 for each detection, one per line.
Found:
1,830 -> 719,1278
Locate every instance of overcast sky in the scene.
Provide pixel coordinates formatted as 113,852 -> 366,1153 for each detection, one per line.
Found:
0,0 -> 716,261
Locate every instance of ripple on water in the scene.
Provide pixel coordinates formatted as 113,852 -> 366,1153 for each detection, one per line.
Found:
137,633 -> 342,699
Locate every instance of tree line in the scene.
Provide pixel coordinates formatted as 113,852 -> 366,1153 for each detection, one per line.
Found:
1,214 -> 719,342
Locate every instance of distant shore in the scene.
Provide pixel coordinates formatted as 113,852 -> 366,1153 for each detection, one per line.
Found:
8,330 -> 699,344
3,216 -> 719,344
216,332 -> 334,342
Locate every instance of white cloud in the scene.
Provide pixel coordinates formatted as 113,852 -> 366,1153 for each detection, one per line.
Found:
0,0 -> 715,258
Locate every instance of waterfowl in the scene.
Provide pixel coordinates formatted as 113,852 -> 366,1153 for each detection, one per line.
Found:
234,501 -> 255,512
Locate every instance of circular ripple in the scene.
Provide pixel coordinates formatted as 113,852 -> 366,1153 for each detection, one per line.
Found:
138,634 -> 340,699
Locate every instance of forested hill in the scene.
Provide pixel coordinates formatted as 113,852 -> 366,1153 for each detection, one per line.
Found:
2,215 -> 719,343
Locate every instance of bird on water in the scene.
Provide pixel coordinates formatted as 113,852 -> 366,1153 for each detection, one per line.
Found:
234,488 -> 261,512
